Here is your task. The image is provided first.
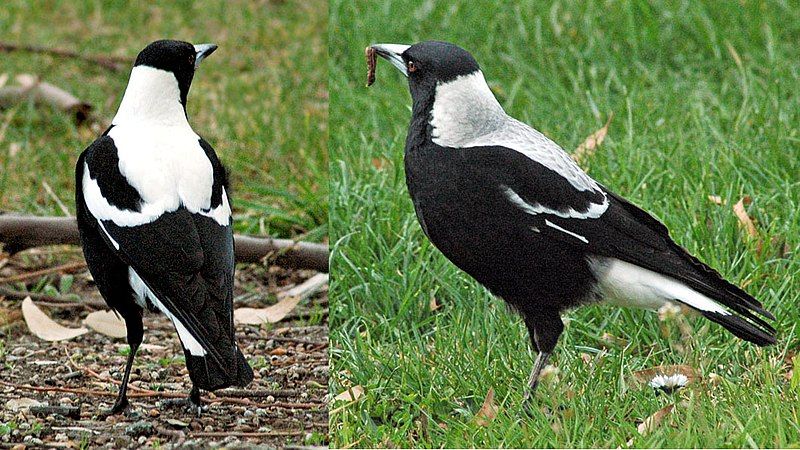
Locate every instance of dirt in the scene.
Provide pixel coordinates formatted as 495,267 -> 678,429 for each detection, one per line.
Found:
0,252 -> 329,449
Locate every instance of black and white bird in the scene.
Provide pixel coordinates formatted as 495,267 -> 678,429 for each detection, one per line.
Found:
369,41 -> 776,404
75,40 -> 253,415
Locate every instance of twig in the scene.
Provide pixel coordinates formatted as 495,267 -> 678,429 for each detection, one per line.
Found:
179,430 -> 305,438
29,404 -> 81,419
0,41 -> 127,71
42,180 -> 72,217
215,388 -> 300,398
269,336 -> 328,347
0,215 -> 329,272
0,75 -> 94,125
0,260 -> 86,284
0,285 -> 104,308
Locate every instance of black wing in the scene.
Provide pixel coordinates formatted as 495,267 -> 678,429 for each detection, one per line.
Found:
450,145 -> 776,344
80,135 -> 252,389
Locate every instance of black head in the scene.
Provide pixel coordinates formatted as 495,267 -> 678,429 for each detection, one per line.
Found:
133,39 -> 218,107
371,41 -> 481,109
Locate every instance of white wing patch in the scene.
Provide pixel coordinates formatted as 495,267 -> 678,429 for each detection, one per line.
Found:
502,185 -> 608,220
198,187 -> 231,226
82,162 -> 169,227
589,257 -> 731,315
544,219 -> 589,244
128,267 -> 207,356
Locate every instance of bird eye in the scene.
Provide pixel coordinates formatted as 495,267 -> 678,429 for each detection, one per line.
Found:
407,60 -> 417,73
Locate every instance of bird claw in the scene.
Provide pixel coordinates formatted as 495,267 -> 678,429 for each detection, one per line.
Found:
102,396 -> 130,416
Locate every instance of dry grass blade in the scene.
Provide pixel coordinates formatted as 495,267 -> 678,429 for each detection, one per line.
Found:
637,404 -> 674,436
733,196 -> 758,238
573,112 -> 614,165
474,388 -> 498,426
21,297 -> 88,341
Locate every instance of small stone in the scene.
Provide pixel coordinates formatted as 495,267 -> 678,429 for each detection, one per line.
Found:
243,410 -> 255,418
55,433 -> 68,442
255,408 -> 267,417
204,425 -> 213,432
148,409 -> 159,418
125,420 -> 154,436
30,438 -> 43,446
138,436 -> 147,445
59,397 -> 73,405
18,423 -> 31,431
266,395 -> 275,403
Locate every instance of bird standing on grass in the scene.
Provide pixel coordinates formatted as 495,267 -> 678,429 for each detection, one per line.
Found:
75,39 -> 253,415
368,41 -> 776,406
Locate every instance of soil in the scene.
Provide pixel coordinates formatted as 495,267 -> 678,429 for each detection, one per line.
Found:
0,250 -> 329,449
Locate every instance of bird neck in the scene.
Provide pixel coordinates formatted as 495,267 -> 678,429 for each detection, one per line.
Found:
112,66 -> 190,127
428,70 -> 507,148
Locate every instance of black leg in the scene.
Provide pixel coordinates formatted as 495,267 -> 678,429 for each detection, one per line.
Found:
106,311 -> 143,415
188,385 -> 202,417
522,310 -> 563,410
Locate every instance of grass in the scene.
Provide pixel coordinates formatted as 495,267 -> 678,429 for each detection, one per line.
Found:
329,0 -> 800,447
0,0 -> 328,240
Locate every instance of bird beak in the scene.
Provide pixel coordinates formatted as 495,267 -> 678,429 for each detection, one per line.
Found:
371,44 -> 411,77
194,43 -> 218,68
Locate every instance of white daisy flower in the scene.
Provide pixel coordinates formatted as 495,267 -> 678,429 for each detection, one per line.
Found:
648,374 -> 689,394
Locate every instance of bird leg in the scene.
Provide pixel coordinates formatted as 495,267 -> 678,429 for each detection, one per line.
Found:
105,341 -> 140,415
522,350 -> 551,406
188,385 -> 203,417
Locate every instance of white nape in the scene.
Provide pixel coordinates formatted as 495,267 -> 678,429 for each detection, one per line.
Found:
428,70 -> 603,195
589,257 -> 731,315
112,66 -> 189,127
128,267 -> 207,356
503,185 -> 608,220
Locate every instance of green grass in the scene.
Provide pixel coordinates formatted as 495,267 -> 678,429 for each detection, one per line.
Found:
329,0 -> 800,447
0,0 -> 327,240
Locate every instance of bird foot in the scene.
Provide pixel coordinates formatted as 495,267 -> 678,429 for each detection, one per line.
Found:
102,396 -> 130,416
161,393 -> 206,417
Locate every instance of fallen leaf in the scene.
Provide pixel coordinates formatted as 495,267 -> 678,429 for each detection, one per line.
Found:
707,195 -> 725,205
234,273 -> 328,325
166,418 -> 189,428
632,364 -> 698,385
371,157 -> 389,170
334,385 -> 364,402
83,309 -> 127,338
21,297 -> 88,341
637,404 -> 674,436
270,347 -> 287,356
474,388 -> 498,426
5,398 -> 42,412
429,295 -> 440,312
733,196 -> 758,238
573,113 -> 614,165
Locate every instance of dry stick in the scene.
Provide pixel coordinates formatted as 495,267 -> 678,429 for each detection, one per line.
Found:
0,215 -> 329,272
0,260 -> 86,284
0,285 -> 106,309
0,75 -> 93,125
0,382 -> 321,409
0,41 -> 127,71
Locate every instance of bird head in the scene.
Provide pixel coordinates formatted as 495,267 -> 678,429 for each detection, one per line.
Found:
369,41 -> 506,147
113,40 -> 217,125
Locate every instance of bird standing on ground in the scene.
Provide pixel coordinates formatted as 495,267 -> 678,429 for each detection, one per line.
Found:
368,41 -> 776,406
75,39 -> 253,415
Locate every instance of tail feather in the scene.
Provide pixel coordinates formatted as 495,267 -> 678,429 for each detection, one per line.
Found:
699,311 -> 776,346
185,347 -> 254,390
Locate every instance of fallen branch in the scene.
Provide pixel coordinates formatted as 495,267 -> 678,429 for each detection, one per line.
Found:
0,74 -> 93,124
0,41 -> 127,71
0,215 -> 329,272
0,260 -> 86,284
0,285 -> 106,309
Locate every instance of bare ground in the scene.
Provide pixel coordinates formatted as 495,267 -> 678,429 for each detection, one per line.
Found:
0,248 -> 328,449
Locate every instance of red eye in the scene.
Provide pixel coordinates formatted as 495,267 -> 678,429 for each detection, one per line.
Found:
407,60 -> 417,73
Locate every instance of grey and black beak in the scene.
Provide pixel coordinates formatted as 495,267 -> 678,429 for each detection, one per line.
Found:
371,44 -> 411,77
194,43 -> 218,68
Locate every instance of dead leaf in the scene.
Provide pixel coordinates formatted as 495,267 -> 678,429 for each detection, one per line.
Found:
371,157 -> 389,170
270,347 -> 287,356
637,404 -> 674,436
83,309 -> 126,338
474,388 -> 498,426
573,113 -> 614,165
733,196 -> 758,238
334,385 -> 364,402
21,297 -> 88,341
429,295 -> 440,312
234,273 -> 328,325
707,195 -> 725,205
632,364 -> 698,385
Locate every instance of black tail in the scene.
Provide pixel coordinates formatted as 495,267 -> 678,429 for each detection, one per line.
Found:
699,310 -> 776,346
185,346 -> 254,391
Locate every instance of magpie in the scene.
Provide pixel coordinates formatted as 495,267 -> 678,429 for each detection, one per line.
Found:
368,41 -> 776,405
75,40 -> 253,415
